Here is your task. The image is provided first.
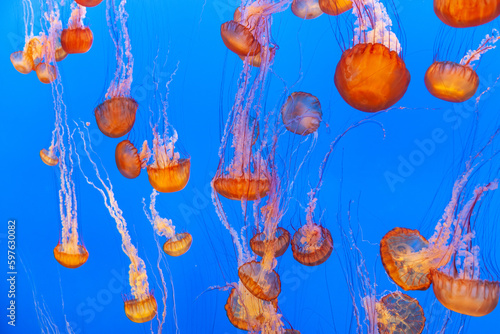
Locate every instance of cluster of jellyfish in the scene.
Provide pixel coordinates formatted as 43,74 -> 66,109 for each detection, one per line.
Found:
14,0 -> 500,331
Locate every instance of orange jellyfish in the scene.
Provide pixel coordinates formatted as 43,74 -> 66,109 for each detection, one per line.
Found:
291,0 -> 323,19
377,292 -> 425,334
75,0 -> 103,7
61,4 -> 93,54
292,223 -> 333,266
434,0 -> 500,28
115,140 -> 144,179
221,20 -> 261,56
95,0 -> 137,138
425,29 -> 499,102
380,165 -> 498,293
250,227 -> 290,257
334,0 -> 410,112
318,0 -> 352,16
144,190 -> 193,257
40,147 -> 59,166
238,260 -> 281,301
281,92 -> 322,135
77,125 -> 157,323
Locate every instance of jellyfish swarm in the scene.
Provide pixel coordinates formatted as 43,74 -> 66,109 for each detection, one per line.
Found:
144,190 -> 192,257
61,4 -> 93,54
376,292 -> 425,334
96,0 -> 136,137
434,0 -> 500,28
334,0 -> 410,112
292,0 -> 323,19
425,30 -> 499,102
319,0 -> 352,16
281,92 -> 322,135
75,0 -> 103,7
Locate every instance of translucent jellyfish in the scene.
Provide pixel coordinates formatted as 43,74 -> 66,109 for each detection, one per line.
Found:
318,0 -> 352,16
281,92 -> 322,135
380,165 -> 498,293
115,140 -> 142,179
35,63 -> 57,84
292,223 -> 333,266
334,0 -> 410,112
144,190 -> 193,257
221,20 -> 261,56
291,0 -> 323,19
377,292 -> 425,334
425,30 -> 499,102
238,260 -> 281,301
61,4 -> 93,54
40,147 -> 59,166
434,0 -> 500,28
75,0 -> 103,7
250,227 -> 290,257
95,0 -> 137,138
76,126 -> 157,323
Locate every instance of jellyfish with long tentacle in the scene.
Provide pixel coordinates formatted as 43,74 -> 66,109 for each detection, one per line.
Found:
61,4 -> 93,54
425,29 -> 500,103
334,0 -> 411,112
291,0 -> 323,19
75,126 -> 157,323
94,0 -> 137,138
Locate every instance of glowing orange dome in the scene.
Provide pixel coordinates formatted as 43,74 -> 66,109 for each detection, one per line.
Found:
163,232 -> 192,256
434,0 -> 500,28
35,63 -> 57,84
319,0 -> 352,16
221,21 -> 261,56
94,97 -> 138,138
115,140 -> 141,179
424,61 -> 479,102
61,27 -> 93,54
10,51 -> 34,74
291,224 -> 333,266
292,0 -> 323,19
147,158 -> 190,193
124,293 -> 158,323
75,0 -> 103,7
431,269 -> 500,316
380,227 -> 433,291
334,43 -> 410,112
377,292 -> 425,334
40,148 -> 59,166
53,244 -> 88,269
213,175 -> 270,201
250,227 -> 290,257
238,261 -> 281,301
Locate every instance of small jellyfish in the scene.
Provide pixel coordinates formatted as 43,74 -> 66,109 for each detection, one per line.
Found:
40,147 -> 59,166
434,0 -> 500,28
238,260 -> 281,301
94,97 -> 138,138
281,92 -> 322,135
213,175 -> 270,201
377,292 -> 425,334
35,63 -> 57,84
123,293 -> 158,323
53,244 -> 88,269
221,20 -> 261,56
291,0 -> 323,20
115,140 -> 142,179
292,223 -> 333,266
163,232 -> 192,257
250,227 -> 290,258
318,0 -> 352,16
10,51 -> 34,74
75,0 -> 103,7
147,158 -> 191,193
61,5 -> 93,54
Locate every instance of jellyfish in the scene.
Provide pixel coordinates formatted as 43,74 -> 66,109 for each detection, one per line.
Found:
40,147 -> 59,166
143,190 -> 193,257
95,0 -> 137,138
434,0 -> 500,28
250,227 -> 290,257
380,164 -> 499,294
76,126 -> 157,323
334,0 -> 410,112
75,0 -> 103,7
115,140 -> 149,179
281,92 -> 322,135
238,260 -> 281,301
61,4 -> 93,54
425,29 -> 499,102
376,292 -> 425,334
291,0 -> 323,20
318,0 -> 352,16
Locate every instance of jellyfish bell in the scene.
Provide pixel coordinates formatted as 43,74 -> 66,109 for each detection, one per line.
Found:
431,269 -> 500,317
40,148 -> 59,166
376,292 -> 426,334
95,97 -> 138,138
221,20 -> 261,56
213,173 -> 270,201
250,227 -> 291,257
281,92 -> 322,135
238,261 -> 281,301
55,46 -> 68,62
291,0 -> 323,19
35,63 -> 57,84
147,157 -> 190,193
425,61 -> 479,102
434,0 -> 500,28
75,0 -> 103,7
61,27 -> 93,54
291,223 -> 333,266
115,140 -> 142,179
53,243 -> 88,269
318,0 -> 352,16
163,232 -> 192,256
123,293 -> 158,323
335,43 -> 411,112
10,51 -> 34,74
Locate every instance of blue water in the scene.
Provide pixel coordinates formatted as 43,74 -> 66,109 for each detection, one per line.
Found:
2,0 -> 500,333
